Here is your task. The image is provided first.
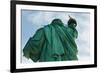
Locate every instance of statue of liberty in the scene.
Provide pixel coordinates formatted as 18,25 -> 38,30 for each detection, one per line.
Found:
23,16 -> 78,62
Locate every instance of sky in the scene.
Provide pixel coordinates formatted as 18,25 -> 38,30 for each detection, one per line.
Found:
21,10 -> 90,64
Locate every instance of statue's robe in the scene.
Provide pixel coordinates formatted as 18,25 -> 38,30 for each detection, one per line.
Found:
23,19 -> 78,62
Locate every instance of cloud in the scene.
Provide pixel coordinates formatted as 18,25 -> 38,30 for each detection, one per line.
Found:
28,11 -> 71,26
22,10 -> 90,63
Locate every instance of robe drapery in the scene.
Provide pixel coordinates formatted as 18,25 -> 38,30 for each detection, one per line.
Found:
23,19 -> 78,62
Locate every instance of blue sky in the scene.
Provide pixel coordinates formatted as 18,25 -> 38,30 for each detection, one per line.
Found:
21,10 -> 90,63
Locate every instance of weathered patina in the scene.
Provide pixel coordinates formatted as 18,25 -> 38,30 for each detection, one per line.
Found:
23,18 -> 78,62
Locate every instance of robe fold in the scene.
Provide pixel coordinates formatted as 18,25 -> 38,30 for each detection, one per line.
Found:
23,19 -> 78,62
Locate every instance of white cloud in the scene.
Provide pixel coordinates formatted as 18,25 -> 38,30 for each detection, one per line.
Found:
28,11 -> 71,26
22,10 -> 90,63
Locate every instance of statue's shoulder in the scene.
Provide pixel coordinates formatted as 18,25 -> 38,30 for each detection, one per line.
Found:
36,27 -> 43,32
35,27 -> 45,35
43,24 -> 52,30
36,24 -> 50,32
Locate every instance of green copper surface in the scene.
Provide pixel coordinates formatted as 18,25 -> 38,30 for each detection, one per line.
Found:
23,18 -> 78,62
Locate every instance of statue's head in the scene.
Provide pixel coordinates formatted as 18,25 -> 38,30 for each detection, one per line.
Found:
51,19 -> 64,26
68,15 -> 77,27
